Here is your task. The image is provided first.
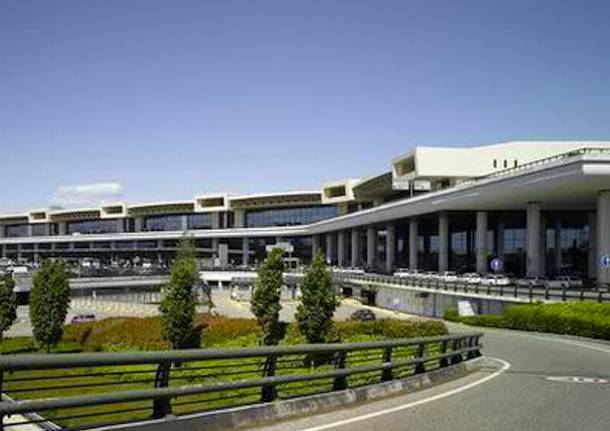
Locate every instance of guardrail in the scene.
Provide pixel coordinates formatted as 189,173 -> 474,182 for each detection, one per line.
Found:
0,333 -> 481,430
335,273 -> 610,303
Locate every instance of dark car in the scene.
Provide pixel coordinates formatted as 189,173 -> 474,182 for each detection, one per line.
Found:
71,314 -> 96,324
350,309 -> 376,321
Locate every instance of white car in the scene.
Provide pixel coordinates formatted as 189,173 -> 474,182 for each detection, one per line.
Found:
440,271 -> 459,283
393,268 -> 411,278
517,277 -> 547,288
480,274 -> 511,286
546,276 -> 584,289
462,273 -> 482,284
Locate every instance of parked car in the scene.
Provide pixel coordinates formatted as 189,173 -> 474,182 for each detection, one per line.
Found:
71,314 -> 96,324
440,271 -> 459,283
462,273 -> 482,284
393,268 -> 411,278
516,277 -> 547,288
350,309 -> 376,321
546,276 -> 584,289
480,274 -> 511,286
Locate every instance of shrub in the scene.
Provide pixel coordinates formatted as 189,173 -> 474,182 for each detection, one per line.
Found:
30,260 -> 71,352
450,302 -> 610,340
0,273 -> 17,343
333,319 -> 448,342
443,306 -> 460,322
296,251 -> 338,344
159,236 -> 199,349
251,248 -> 285,345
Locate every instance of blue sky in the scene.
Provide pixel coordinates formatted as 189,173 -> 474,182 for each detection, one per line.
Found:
1,0 -> 610,212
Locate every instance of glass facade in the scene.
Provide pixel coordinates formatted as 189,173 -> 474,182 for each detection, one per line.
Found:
67,219 -> 122,235
187,213 -> 213,230
31,224 -> 48,236
143,213 -> 213,231
144,215 -> 184,232
4,224 -> 29,238
246,205 -> 338,228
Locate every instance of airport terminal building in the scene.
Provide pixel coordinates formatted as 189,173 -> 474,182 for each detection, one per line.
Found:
2,141 -> 610,285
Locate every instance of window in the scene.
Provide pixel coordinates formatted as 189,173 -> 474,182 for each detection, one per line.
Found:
68,219 -> 121,235
514,160 -> 518,167
144,215 -> 184,231
187,213 -> 213,230
503,160 -> 508,168
493,159 -> 497,168
245,205 -> 338,228
4,224 -> 29,238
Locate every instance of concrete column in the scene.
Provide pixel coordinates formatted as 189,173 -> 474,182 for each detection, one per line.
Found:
337,231 -> 346,267
58,222 -> 67,236
539,215 -> 547,277
597,191 -> 610,285
526,202 -> 542,277
475,211 -> 488,274
588,211 -> 597,280
0,245 -> 5,258
496,219 -> 505,260
554,221 -> 562,275
312,234 -> 321,256
211,213 -> 220,229
351,229 -> 360,267
385,224 -> 396,274
326,233 -> 334,265
409,220 -> 418,270
438,212 -> 449,273
212,238 -> 219,255
242,237 -> 250,266
0,225 -> 4,238
366,226 -> 376,269
181,215 -> 188,231
234,210 -> 245,228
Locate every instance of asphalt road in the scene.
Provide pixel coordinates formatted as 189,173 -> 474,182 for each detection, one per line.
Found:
252,324 -> 610,431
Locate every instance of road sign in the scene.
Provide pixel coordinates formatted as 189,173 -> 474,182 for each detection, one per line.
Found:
600,255 -> 610,267
490,257 -> 504,273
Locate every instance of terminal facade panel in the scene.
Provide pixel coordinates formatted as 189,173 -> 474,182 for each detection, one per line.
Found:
2,141 -> 610,284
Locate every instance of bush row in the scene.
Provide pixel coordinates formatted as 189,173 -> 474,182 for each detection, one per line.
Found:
444,302 -> 610,340
60,314 -> 448,352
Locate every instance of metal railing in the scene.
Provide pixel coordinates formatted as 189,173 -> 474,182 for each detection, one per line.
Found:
0,333 -> 481,430
335,273 -> 610,303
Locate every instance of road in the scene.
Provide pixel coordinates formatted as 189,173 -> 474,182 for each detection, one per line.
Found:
252,324 -> 610,431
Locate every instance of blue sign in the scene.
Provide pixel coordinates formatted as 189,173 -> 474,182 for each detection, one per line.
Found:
600,255 -> 610,267
490,257 -> 504,273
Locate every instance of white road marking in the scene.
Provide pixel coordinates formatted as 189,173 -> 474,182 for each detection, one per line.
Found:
297,357 -> 511,431
546,376 -> 609,384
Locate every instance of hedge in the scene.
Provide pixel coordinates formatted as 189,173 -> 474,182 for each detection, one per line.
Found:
444,302 -> 610,340
58,315 -> 448,352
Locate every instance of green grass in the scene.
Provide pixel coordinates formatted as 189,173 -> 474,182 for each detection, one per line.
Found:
1,315 -> 448,429
444,302 -> 610,340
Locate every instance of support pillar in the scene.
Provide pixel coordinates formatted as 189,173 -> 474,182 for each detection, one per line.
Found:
496,218 -> 505,261
242,237 -> 250,266
438,212 -> 449,273
554,221 -> 562,275
409,220 -> 418,271
597,191 -> 610,285
337,231 -> 346,267
312,234 -> 321,256
351,229 -> 360,267
588,212 -> 597,280
385,224 -> 396,274
181,215 -> 188,231
526,202 -> 542,278
475,211 -> 488,274
366,226 -> 376,269
326,233 -> 334,265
